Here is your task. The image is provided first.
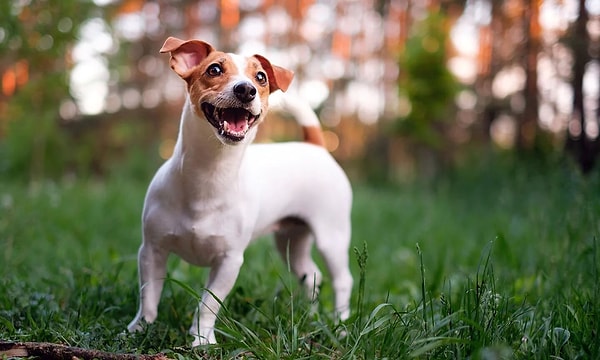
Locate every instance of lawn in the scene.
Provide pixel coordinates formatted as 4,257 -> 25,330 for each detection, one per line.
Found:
1,156 -> 599,359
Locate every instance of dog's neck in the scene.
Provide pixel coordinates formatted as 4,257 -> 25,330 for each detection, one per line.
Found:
170,97 -> 255,200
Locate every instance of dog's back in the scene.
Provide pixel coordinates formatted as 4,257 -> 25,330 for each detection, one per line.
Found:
245,141 -> 351,234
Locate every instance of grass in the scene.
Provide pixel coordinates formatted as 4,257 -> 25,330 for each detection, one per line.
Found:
1,155 -> 599,359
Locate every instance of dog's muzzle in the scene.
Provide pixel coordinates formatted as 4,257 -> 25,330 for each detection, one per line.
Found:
201,103 -> 259,142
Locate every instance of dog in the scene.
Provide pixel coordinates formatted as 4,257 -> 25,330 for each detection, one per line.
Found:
127,37 -> 353,346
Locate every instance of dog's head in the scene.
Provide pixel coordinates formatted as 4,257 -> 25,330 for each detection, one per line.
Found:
160,37 -> 294,144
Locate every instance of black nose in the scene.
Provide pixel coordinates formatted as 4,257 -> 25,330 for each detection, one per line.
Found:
233,82 -> 257,103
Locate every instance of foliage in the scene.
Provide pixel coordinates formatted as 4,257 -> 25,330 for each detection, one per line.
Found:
1,157 -> 599,358
395,10 -> 459,147
0,0 -> 101,180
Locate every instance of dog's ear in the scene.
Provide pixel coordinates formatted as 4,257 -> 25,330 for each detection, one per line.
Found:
160,37 -> 214,79
253,55 -> 294,93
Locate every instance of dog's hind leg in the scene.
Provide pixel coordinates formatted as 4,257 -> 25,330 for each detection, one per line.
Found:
127,243 -> 168,332
275,219 -> 323,300
311,223 -> 353,321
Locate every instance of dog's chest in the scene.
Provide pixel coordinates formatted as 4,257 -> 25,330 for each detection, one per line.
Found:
165,206 -> 247,266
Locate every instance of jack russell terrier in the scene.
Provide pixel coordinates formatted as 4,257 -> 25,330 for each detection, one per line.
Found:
127,37 -> 353,346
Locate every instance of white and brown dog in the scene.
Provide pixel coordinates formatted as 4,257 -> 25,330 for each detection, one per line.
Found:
127,37 -> 353,346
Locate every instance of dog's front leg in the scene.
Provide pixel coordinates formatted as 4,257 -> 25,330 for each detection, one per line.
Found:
127,243 -> 169,332
190,252 -> 244,346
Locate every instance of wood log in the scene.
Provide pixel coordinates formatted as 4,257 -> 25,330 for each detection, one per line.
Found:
0,341 -> 168,360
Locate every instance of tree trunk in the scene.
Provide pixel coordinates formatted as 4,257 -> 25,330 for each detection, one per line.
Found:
518,0 -> 541,150
565,0 -> 596,173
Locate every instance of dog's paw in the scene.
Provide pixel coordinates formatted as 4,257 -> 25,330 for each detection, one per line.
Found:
127,319 -> 144,333
191,332 -> 217,347
191,336 -> 214,347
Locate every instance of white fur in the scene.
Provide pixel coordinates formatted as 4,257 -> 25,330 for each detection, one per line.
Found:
127,50 -> 353,346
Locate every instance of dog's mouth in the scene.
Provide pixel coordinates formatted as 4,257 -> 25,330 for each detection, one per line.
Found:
201,103 -> 259,142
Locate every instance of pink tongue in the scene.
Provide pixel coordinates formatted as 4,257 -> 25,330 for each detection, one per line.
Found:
223,109 -> 248,132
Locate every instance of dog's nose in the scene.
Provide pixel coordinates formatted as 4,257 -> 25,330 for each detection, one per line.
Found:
233,82 -> 257,103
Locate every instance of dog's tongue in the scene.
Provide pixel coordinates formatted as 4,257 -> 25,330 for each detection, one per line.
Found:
222,108 -> 248,132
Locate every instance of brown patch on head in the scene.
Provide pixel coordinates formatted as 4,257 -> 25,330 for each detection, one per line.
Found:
185,52 -> 243,113
252,54 -> 294,93
243,57 -> 272,105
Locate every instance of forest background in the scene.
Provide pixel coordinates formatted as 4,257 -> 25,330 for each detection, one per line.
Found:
1,0 -> 599,183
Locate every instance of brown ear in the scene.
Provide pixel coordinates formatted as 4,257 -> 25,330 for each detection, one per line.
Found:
253,54 -> 294,93
160,37 -> 214,79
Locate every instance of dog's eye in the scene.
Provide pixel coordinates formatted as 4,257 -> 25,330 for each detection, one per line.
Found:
255,71 -> 267,85
207,64 -> 223,77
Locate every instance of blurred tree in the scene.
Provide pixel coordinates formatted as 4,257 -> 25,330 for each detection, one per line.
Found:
0,0 -> 99,180
393,10 -> 459,176
565,0 -> 598,173
519,0 -> 541,150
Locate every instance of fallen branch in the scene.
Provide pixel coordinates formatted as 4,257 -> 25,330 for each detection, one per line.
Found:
0,341 -> 168,360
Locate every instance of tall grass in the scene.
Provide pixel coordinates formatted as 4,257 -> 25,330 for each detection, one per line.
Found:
1,156 -> 599,358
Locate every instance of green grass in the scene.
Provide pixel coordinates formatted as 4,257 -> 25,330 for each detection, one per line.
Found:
1,156 -> 599,359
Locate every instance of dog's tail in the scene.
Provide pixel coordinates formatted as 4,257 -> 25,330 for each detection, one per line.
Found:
273,93 -> 326,147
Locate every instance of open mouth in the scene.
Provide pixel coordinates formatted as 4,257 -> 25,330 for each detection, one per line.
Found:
201,103 -> 259,142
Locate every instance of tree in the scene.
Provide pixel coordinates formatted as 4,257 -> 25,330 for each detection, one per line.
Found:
565,0 -> 597,173
393,9 -> 459,178
519,0 -> 541,150
395,10 -> 458,146
0,0 -> 98,180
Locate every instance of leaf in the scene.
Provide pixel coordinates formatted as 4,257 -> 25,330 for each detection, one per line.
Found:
409,337 -> 469,357
551,327 -> 570,349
